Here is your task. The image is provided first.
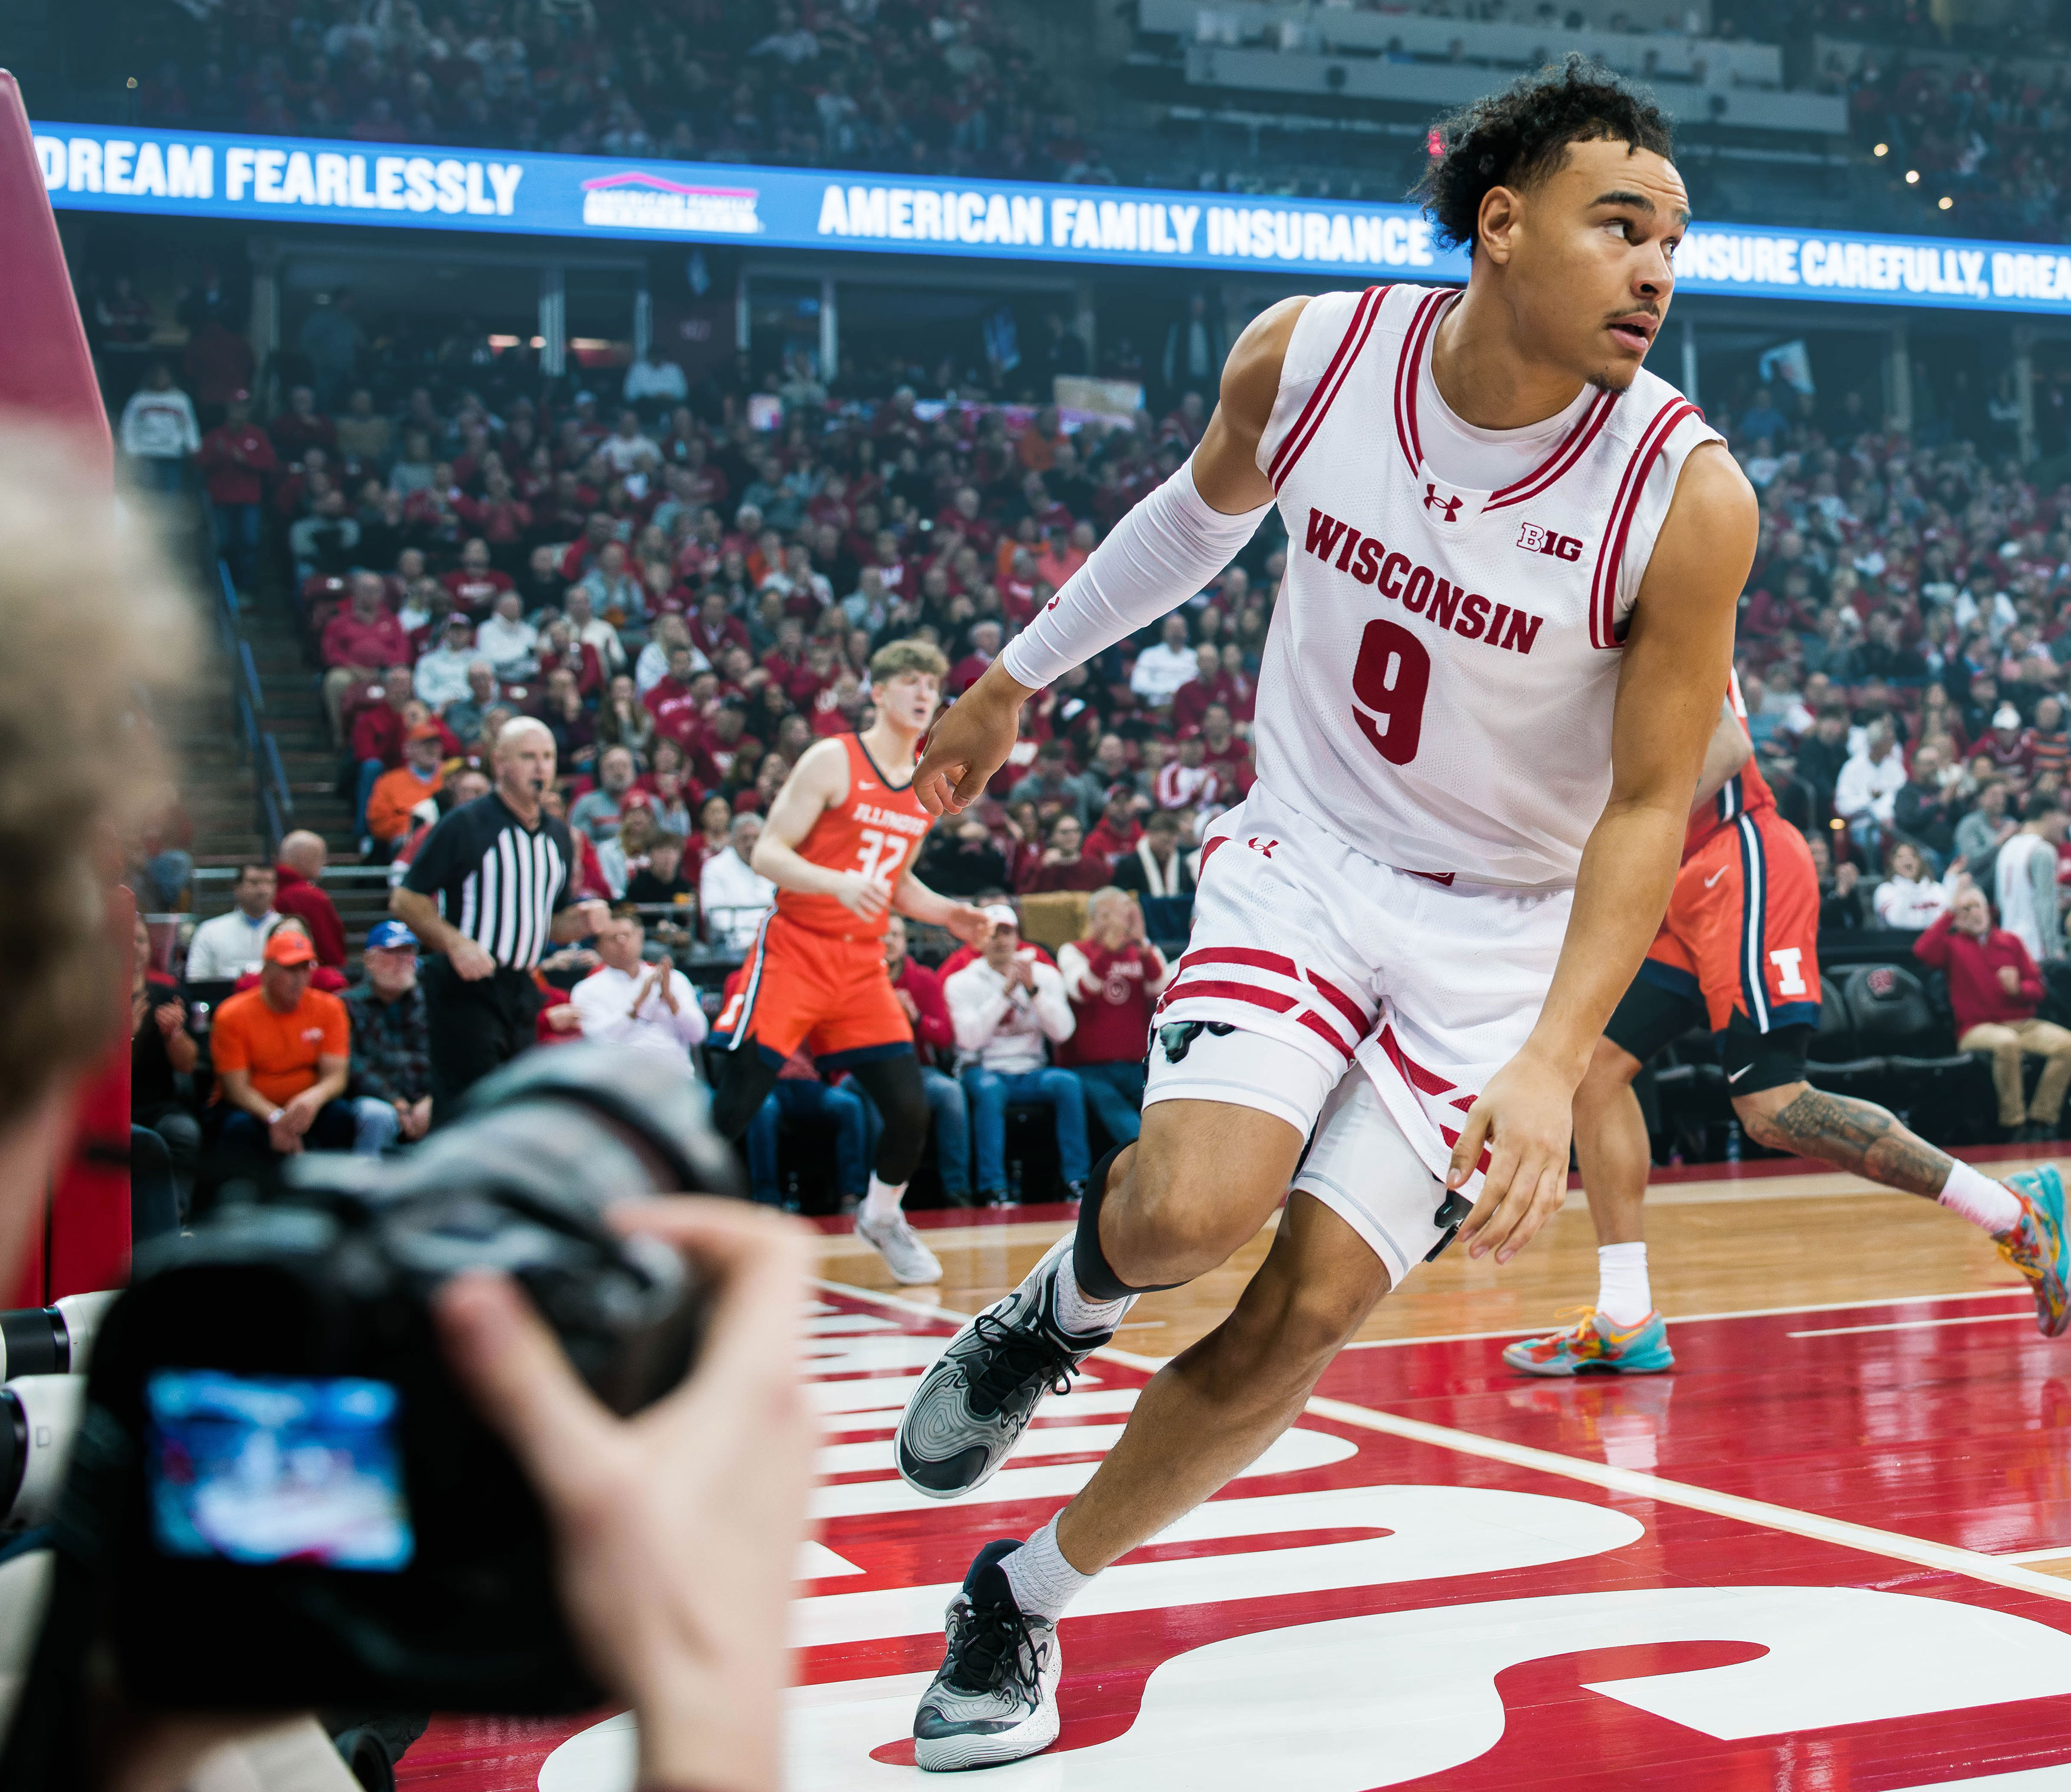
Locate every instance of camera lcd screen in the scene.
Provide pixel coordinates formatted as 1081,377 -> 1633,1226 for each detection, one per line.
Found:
144,1370 -> 415,1572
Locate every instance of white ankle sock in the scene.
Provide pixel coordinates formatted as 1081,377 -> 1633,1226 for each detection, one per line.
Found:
862,1175 -> 906,1225
1002,1515 -> 1095,1622
1939,1161 -> 2024,1235
1051,1249 -> 1134,1337
1596,1242 -> 1653,1326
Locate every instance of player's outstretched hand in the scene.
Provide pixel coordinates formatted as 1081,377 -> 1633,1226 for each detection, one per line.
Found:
438,1198 -> 812,1792
913,665 -> 1028,816
1448,1049 -> 1572,1266
945,902 -> 993,946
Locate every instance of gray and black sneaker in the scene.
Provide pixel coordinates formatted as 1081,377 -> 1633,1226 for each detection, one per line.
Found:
914,1539 -> 1061,1772
896,1235 -> 1111,1499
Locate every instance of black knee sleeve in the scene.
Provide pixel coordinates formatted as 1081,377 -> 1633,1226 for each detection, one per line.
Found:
710,1052 -> 780,1142
1072,1144 -> 1189,1302
847,1056 -> 930,1185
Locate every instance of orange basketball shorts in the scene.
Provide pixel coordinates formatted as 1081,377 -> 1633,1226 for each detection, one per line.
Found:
716,912 -> 914,1069
1639,809 -> 1821,1035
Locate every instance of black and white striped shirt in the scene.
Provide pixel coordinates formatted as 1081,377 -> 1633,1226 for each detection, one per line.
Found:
403,793 -> 575,970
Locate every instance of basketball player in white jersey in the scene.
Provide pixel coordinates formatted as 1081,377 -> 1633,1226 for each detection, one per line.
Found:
892,61 -> 1758,1770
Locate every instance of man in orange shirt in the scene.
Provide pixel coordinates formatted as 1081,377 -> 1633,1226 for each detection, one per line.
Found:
367,723 -> 448,850
210,929 -> 354,1155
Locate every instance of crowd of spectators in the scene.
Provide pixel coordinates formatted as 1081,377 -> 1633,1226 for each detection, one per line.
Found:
62,0 -> 2071,254
154,326 -> 1267,963
130,313 -> 1275,1197
131,253 -> 2071,1182
1821,42 -> 2071,245
112,0 -> 1118,186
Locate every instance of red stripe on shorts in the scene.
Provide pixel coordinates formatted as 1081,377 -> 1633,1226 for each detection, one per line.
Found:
1297,1009 -> 1357,1061
1179,945 -> 1299,980
1158,979 -> 1299,1015
1304,969 -> 1372,1036
1377,1022 -> 1456,1097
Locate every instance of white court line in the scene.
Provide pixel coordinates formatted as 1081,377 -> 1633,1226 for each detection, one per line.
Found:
1790,1313 -> 2035,1340
816,1273 -> 2032,1358
1338,1284 -> 2033,1351
814,1276 -> 2071,1609
2002,1547 -> 2071,1565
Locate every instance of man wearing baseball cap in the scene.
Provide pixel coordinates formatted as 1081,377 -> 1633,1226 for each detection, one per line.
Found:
367,722 -> 449,852
346,921 -> 433,1155
209,928 -> 354,1157
942,902 -> 1088,1204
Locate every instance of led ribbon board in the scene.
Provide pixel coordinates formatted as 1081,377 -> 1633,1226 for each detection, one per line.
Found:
35,121 -> 2071,314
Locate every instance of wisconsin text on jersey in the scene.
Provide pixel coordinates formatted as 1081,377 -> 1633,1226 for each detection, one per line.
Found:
1300,506 -> 1549,657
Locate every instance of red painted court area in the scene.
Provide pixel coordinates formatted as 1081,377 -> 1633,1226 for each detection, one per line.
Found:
402,1282 -> 2071,1791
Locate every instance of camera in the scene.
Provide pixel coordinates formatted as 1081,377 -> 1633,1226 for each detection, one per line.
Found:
48,1045 -> 738,1718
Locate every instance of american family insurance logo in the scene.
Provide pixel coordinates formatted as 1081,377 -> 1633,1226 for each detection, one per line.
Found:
579,171 -> 761,233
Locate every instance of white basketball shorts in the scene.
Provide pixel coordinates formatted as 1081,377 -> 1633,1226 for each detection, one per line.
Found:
1142,781 -> 1573,1281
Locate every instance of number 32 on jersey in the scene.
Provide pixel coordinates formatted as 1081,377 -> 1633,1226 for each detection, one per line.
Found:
853,826 -> 909,886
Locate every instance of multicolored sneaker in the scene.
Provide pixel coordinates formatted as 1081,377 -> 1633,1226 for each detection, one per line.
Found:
1502,1308 -> 1675,1377
1997,1164 -> 2070,1338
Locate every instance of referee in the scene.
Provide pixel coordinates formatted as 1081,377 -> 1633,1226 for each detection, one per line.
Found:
390,716 -> 610,1120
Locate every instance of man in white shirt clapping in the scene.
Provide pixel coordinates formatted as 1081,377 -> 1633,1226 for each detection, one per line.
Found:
568,909 -> 708,1071
944,904 -> 1089,1203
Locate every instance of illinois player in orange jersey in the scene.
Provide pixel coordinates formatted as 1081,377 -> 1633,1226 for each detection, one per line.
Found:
709,638 -> 991,1283
1506,677 -> 2064,1375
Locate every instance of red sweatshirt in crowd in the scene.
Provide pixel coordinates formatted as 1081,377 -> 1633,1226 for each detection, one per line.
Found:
323,605 -> 411,671
889,954 -> 955,1064
1914,909 -> 2045,1035
272,865 -> 347,968
1056,937 -> 1169,1066
198,422 -> 277,505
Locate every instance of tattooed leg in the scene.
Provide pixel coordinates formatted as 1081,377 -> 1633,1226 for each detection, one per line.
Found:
1732,1082 -> 1954,1198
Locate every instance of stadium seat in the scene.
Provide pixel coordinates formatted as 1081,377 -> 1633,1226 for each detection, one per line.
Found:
1002,1104 -> 1066,1204
1649,1041 -> 1731,1161
1807,976 -> 1859,1063
1802,969 -> 1888,1106
1834,962 -> 1992,1143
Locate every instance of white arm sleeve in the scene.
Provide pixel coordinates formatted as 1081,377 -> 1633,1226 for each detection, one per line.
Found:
998,455 -> 1270,691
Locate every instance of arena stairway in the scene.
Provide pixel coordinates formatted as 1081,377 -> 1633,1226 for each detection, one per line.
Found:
175,575 -> 390,958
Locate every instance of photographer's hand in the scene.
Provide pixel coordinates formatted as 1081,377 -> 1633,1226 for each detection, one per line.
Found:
436,1198 -> 811,1792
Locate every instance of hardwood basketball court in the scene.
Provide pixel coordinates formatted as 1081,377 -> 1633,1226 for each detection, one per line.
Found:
403,1145 -> 2071,1791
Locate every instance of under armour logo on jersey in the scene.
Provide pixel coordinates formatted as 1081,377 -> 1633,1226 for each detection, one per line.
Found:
1421,483 -> 1464,524
1515,521 -> 1583,561
1247,836 -> 1278,858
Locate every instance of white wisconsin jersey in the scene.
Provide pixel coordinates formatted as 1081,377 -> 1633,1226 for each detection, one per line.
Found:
1254,283 -> 1724,888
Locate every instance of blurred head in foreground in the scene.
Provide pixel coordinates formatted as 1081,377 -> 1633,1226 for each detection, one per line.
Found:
0,429 -> 193,1269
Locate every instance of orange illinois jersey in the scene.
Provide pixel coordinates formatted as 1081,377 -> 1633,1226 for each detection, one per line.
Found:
776,734 -> 933,939
1684,668 -> 1777,863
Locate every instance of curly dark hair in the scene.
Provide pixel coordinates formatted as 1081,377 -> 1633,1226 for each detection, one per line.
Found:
1413,54 -> 1674,256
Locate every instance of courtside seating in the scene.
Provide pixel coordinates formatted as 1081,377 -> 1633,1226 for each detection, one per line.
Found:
1804,970 -> 1893,1106
1834,962 -> 1994,1144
